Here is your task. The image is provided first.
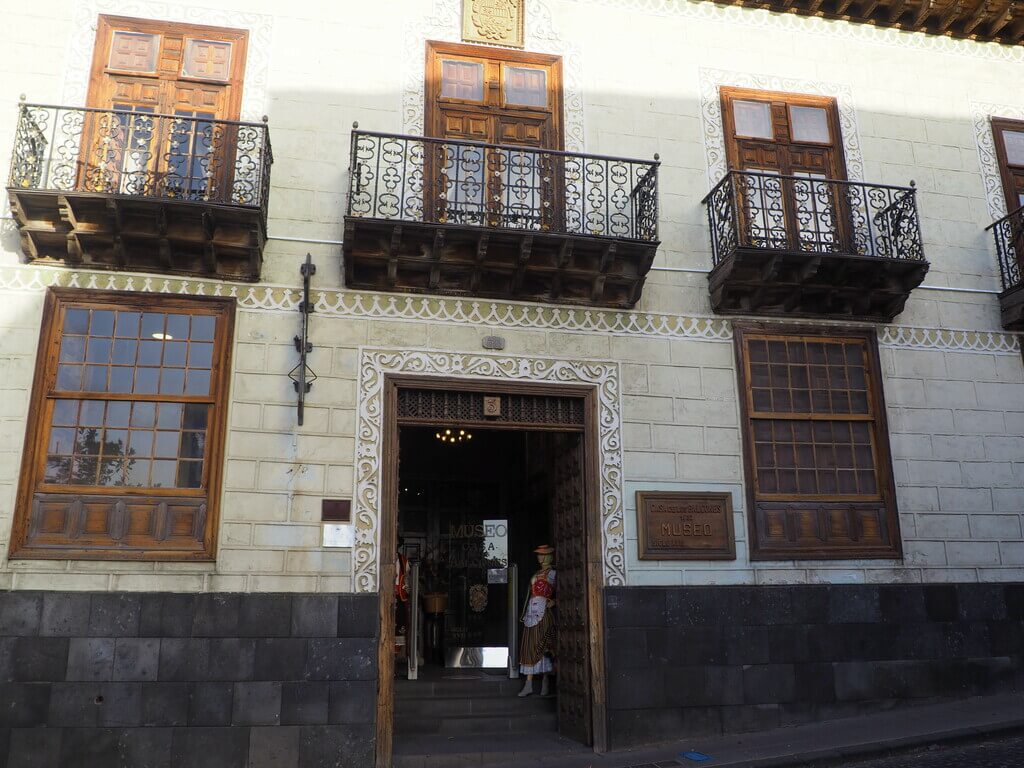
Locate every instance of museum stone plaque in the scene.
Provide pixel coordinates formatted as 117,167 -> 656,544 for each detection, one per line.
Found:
636,491 -> 735,560
462,0 -> 525,48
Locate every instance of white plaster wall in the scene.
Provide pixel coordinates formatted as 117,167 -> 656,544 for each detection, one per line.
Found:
0,0 -> 1021,592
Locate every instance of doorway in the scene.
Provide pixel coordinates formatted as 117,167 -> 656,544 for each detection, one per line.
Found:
375,378 -> 606,766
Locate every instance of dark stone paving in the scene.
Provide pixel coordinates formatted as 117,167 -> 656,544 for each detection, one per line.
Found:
615,732 -> 1024,768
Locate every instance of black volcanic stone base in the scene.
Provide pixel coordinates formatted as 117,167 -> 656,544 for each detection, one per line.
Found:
604,584 -> 1024,749
0,591 -> 378,767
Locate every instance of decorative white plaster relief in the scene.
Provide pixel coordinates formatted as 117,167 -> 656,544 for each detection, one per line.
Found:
568,0 -> 1024,64
402,0 -> 585,151
699,68 -> 864,186
0,265 -> 1018,354
352,349 -> 625,592
62,0 -> 274,121
971,101 -> 1024,221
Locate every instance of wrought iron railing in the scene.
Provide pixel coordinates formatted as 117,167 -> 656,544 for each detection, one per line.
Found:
8,102 -> 273,219
346,129 -> 659,242
987,206 -> 1024,292
702,170 -> 924,266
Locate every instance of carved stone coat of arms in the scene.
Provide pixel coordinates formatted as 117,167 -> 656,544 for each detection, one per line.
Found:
462,0 -> 525,48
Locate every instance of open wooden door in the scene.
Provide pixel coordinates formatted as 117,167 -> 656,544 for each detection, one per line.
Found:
551,432 -> 592,745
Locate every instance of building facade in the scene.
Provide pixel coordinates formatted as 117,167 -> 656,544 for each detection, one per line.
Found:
0,0 -> 1022,766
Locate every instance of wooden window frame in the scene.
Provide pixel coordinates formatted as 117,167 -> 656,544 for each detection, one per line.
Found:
9,288 -> 235,561
991,117 -> 1024,216
734,322 -> 902,561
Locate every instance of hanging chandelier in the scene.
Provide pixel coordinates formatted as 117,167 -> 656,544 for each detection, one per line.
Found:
435,428 -> 472,444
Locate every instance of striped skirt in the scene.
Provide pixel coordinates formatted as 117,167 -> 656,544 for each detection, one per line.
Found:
519,609 -> 555,674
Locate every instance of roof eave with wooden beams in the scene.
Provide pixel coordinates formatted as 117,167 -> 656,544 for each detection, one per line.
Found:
703,0 -> 1024,46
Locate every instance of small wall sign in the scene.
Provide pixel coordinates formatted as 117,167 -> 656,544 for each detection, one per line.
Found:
636,491 -> 735,560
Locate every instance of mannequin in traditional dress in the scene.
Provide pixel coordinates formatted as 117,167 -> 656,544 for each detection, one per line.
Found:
518,544 -> 555,697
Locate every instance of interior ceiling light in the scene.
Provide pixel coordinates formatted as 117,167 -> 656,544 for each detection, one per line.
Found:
435,427 -> 472,444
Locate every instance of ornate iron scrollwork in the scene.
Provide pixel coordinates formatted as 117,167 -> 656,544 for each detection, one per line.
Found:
702,169 -> 925,265
987,206 -> 1023,293
288,253 -> 317,426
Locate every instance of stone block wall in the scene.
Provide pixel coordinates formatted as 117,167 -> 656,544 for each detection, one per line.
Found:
0,591 -> 378,767
604,584 -> 1024,748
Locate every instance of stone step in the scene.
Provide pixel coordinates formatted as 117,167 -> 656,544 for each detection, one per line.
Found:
392,731 -> 587,768
394,676 -> 524,699
396,692 -> 556,718
395,711 -> 558,737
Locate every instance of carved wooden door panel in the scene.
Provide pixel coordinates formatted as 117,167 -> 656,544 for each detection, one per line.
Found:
551,432 -> 592,745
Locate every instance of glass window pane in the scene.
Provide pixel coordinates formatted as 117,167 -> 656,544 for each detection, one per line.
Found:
89,311 -> 115,338
166,315 -> 190,341
48,428 -> 76,454
159,368 -> 185,395
103,429 -> 129,457
86,338 -> 111,364
191,315 -> 215,341
163,341 -> 187,367
183,404 -> 208,430
154,431 -> 180,458
106,402 -> 131,428
185,370 -> 211,395
504,66 -> 547,107
441,59 -> 484,101
76,428 -> 101,455
141,313 -> 165,339
110,366 -> 133,393
177,460 -> 203,488
180,432 -> 205,459
112,339 -> 137,365
60,336 -> 86,363
1002,129 -> 1024,165
115,311 -> 140,338
98,459 -> 124,486
130,402 -> 156,428
129,430 -> 154,457
109,31 -> 159,73
64,309 -> 90,335
126,459 -> 152,487
79,401 -> 105,427
733,100 -> 773,139
135,367 -> 159,394
44,457 -> 72,484
188,343 -> 213,369
158,403 -> 183,429
138,340 -> 162,366
790,106 -> 831,143
52,399 -> 78,426
182,38 -> 233,81
57,365 -> 83,391
84,366 -> 109,392
151,460 -> 176,488
71,457 -> 98,485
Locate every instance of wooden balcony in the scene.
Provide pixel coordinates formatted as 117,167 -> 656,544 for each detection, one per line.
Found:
699,1 -> 1024,46
702,171 -> 929,322
342,130 -> 660,309
7,102 -> 273,281
987,206 -> 1024,330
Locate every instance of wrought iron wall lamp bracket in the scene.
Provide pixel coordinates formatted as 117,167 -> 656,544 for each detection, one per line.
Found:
288,253 -> 318,425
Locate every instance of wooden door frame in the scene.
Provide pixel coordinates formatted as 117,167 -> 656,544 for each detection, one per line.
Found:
374,375 -> 608,768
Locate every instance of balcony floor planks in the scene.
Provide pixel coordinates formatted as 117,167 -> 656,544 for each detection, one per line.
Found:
709,247 -> 929,322
343,216 -> 658,309
7,188 -> 265,282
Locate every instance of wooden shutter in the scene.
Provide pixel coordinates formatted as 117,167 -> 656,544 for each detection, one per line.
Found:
87,15 -> 247,118
734,324 -> 901,560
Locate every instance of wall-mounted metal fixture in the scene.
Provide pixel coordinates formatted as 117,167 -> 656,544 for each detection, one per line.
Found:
288,253 -> 317,425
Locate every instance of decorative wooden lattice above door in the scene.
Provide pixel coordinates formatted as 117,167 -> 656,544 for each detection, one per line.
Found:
396,388 -> 585,428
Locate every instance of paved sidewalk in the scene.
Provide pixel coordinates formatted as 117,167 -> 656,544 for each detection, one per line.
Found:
479,693 -> 1024,768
